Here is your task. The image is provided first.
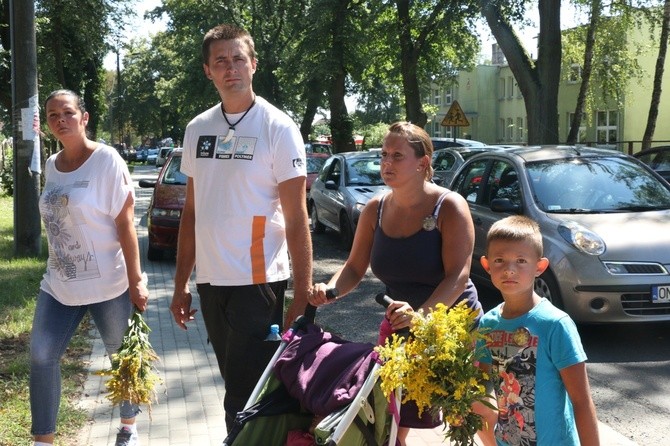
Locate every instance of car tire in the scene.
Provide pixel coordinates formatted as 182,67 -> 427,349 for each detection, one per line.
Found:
535,269 -> 564,309
147,244 -> 163,261
339,213 -> 354,249
310,202 -> 325,233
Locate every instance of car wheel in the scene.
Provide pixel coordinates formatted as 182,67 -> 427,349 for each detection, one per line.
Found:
310,202 -> 325,233
534,269 -> 563,309
339,213 -> 354,249
147,244 -> 163,261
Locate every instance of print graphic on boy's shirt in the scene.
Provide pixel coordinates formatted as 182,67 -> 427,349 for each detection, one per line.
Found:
42,185 -> 101,282
487,329 -> 538,446
196,136 -> 216,158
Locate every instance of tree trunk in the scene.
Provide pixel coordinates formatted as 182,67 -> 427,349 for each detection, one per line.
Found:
329,70 -> 354,153
300,77 -> 325,142
567,0 -> 601,145
641,0 -> 670,151
481,0 -> 562,144
396,0 -> 427,127
328,0 -> 355,153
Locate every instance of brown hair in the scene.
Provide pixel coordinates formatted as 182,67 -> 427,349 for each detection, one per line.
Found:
486,215 -> 543,257
202,24 -> 257,64
383,122 -> 434,180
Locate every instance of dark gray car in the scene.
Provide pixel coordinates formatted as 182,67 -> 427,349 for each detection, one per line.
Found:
309,151 -> 389,247
431,146 -> 493,186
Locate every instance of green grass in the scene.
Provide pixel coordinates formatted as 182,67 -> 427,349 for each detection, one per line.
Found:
0,194 -> 92,446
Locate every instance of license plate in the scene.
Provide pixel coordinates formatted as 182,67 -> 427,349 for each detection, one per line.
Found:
651,285 -> 670,303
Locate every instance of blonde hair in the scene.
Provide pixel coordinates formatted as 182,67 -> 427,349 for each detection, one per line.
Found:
486,215 -> 543,257
383,122 -> 434,181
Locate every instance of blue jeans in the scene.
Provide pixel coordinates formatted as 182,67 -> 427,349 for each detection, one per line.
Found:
30,289 -> 140,435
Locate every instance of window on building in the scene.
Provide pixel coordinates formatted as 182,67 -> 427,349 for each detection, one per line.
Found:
568,64 -> 582,84
499,118 -> 506,141
516,117 -> 524,141
507,118 -> 514,141
444,86 -> 453,104
499,78 -> 506,99
508,77 -> 514,98
516,83 -> 523,99
596,110 -> 618,144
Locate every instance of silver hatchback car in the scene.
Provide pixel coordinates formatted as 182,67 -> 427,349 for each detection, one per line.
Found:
309,151 -> 389,248
450,145 -> 670,323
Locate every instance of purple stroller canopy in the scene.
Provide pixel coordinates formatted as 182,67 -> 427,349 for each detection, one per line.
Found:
273,323 -> 376,416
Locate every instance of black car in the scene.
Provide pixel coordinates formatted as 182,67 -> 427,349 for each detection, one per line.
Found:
308,151 -> 389,247
431,146 -> 494,186
633,145 -> 670,183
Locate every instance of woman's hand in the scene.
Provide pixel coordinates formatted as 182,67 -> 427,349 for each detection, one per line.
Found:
130,279 -> 149,312
308,283 -> 333,307
386,300 -> 414,330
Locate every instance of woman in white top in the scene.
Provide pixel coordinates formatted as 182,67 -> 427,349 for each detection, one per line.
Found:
30,89 -> 148,446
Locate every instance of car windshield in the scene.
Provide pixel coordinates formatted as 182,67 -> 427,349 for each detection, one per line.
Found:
307,157 -> 327,174
345,157 -> 384,186
162,156 -> 187,185
526,156 -> 670,213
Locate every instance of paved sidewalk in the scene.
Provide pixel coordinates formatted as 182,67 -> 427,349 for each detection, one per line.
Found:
75,167 -> 637,445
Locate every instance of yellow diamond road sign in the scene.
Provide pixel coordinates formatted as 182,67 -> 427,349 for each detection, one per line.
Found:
441,100 -> 470,127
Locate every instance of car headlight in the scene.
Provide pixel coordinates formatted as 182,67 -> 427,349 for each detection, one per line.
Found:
151,208 -> 181,218
557,221 -> 605,255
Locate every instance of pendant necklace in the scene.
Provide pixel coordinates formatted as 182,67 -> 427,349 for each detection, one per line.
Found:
221,97 -> 256,143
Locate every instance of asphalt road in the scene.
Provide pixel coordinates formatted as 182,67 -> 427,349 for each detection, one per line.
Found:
134,164 -> 669,444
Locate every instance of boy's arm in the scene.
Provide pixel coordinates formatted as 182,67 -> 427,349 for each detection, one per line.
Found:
560,362 -> 600,446
473,363 -> 498,446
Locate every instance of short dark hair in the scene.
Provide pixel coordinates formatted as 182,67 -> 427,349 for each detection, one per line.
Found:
44,89 -> 86,114
202,24 -> 256,64
486,215 -> 543,257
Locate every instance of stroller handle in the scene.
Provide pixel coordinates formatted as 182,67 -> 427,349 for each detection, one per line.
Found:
303,287 -> 338,324
375,293 -> 411,338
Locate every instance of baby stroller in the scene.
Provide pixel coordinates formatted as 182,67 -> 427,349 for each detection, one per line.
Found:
222,297 -> 400,446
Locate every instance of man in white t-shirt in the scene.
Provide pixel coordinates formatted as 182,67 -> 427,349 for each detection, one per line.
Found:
169,23 -> 313,431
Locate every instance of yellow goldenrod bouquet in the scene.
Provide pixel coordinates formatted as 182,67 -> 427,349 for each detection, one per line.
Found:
374,301 -> 491,446
98,310 -> 161,414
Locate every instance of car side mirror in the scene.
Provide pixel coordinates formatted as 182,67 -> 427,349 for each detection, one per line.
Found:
491,198 -> 521,214
325,180 -> 338,190
139,179 -> 156,189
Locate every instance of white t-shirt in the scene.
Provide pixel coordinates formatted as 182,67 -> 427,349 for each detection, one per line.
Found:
39,145 -> 134,305
181,96 -> 306,286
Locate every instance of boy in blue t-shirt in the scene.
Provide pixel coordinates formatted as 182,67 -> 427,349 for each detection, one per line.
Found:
476,215 -> 599,446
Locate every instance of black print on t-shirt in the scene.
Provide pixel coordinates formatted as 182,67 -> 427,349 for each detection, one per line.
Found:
196,136 -> 217,158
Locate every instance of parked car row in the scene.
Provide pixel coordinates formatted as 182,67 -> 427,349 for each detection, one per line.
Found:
139,140 -> 670,325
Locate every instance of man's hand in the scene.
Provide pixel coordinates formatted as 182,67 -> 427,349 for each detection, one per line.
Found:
170,289 -> 197,330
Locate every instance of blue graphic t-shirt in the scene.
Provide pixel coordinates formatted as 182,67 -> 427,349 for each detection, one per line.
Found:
479,298 -> 586,445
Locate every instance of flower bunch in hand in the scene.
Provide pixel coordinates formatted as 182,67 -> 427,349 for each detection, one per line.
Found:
374,301 -> 492,446
98,310 -> 161,414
